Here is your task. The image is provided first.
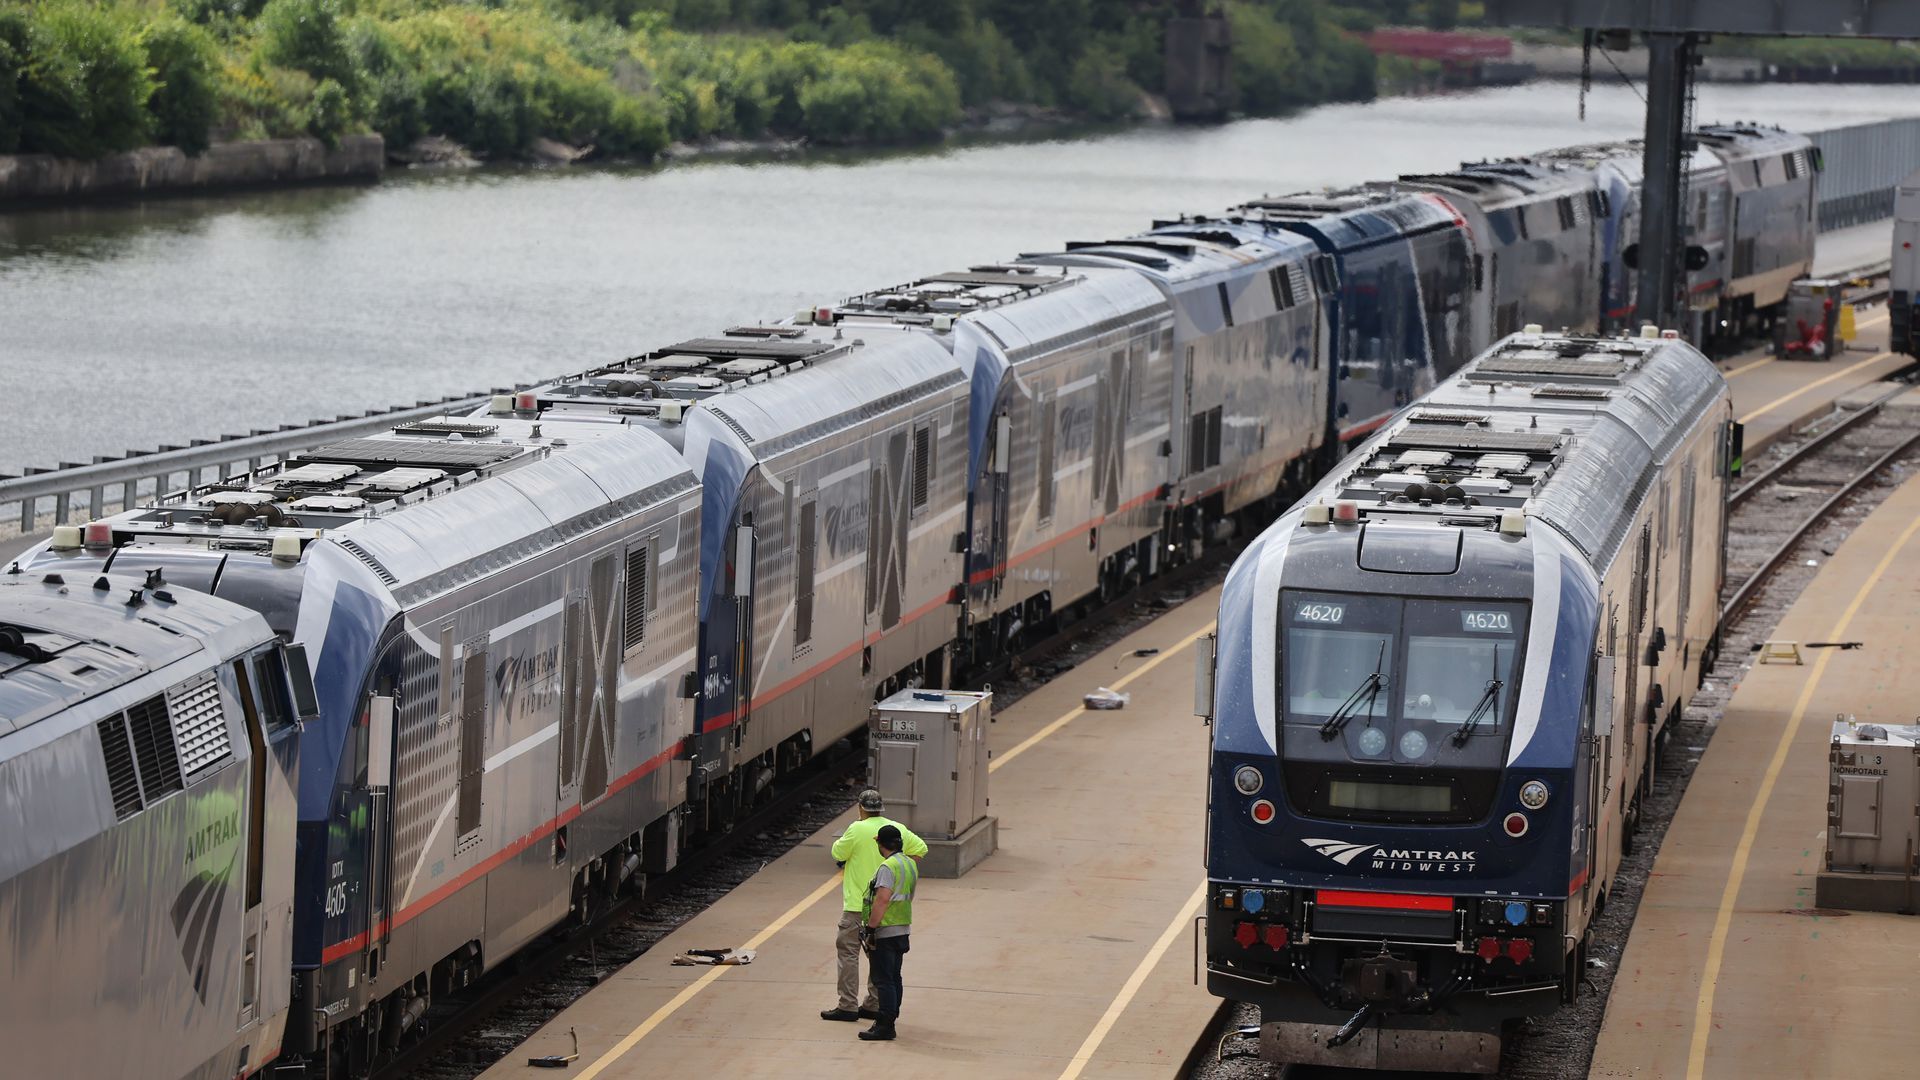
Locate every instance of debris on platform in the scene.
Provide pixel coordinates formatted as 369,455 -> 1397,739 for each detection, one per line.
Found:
671,947 -> 755,966
1084,687 -> 1130,709
1131,647 -> 1160,657
528,1028 -> 580,1068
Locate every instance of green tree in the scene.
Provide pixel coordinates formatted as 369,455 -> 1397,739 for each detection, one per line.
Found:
258,0 -> 361,96
14,1 -> 154,158
143,16 -> 222,154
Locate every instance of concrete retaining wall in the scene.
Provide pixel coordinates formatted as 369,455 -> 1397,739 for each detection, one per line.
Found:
0,134 -> 383,203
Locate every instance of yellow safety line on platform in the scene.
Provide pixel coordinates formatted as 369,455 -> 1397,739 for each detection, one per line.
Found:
991,620 -> 1216,773
1737,350 -> 1895,425
572,875 -> 842,1080
1721,355 -> 1774,379
1685,509 -> 1920,1080
571,614 -> 1218,1077
1056,881 -> 1208,1080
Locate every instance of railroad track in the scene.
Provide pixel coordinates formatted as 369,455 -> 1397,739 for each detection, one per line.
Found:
1722,366 -> 1920,626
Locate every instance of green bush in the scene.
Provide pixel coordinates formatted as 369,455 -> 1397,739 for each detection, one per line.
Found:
1065,41 -> 1140,122
0,8 -> 28,154
345,17 -> 425,145
144,16 -> 222,153
257,0 -> 361,96
13,1 -> 154,158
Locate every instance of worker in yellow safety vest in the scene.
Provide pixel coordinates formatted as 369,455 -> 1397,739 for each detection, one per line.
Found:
856,824 -> 917,1041
821,788 -> 926,1024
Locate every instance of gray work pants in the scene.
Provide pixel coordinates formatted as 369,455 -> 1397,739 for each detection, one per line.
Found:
836,910 -> 879,1011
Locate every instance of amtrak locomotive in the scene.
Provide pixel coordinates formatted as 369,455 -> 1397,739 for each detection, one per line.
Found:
1,121 -> 1800,1078
1199,329 -> 1734,1072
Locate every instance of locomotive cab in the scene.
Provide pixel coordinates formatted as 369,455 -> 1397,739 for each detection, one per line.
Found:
1203,329 -> 1732,1072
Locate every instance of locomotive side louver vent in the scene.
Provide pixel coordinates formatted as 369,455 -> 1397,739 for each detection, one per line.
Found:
337,538 -> 399,586
126,694 -> 184,801
97,715 -> 143,819
912,426 -> 931,511
624,547 -> 647,650
168,674 -> 232,775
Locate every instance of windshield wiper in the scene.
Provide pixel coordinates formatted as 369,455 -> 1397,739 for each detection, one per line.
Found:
1320,641 -> 1387,741
1452,645 -> 1504,747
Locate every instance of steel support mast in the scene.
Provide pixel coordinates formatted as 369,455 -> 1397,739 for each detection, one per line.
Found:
1636,32 -> 1697,329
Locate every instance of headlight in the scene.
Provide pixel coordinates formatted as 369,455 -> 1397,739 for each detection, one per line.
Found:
1234,765 -> 1264,796
1398,729 -> 1429,759
1519,780 -> 1550,810
1357,726 -> 1388,756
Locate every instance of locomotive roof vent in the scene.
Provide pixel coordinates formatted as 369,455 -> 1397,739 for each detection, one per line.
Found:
838,266 -> 1076,322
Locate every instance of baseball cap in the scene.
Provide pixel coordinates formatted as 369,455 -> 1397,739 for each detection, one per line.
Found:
857,788 -> 884,811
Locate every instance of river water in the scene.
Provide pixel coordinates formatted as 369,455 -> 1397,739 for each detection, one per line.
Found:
2,81 -> 1916,474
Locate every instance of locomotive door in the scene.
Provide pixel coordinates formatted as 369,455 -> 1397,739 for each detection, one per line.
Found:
731,520 -> 756,754
1589,655 -> 1617,904
363,654 -> 401,977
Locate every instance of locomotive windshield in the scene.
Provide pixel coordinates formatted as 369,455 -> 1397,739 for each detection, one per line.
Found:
1280,590 -> 1524,762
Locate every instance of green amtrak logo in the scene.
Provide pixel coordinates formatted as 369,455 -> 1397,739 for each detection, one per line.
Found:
172,806 -> 242,1002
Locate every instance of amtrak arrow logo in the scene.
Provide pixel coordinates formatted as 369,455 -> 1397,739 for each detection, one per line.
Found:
1302,838 -> 1378,866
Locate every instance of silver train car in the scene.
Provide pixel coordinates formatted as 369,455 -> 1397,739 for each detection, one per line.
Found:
1388,160 -> 1604,341
1023,219 -> 1330,535
19,414 -> 702,1071
0,570 -> 312,1079
1201,329 -> 1736,1071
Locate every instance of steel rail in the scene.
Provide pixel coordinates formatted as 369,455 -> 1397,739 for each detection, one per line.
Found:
1719,423 -> 1920,628
1729,376 -> 1915,509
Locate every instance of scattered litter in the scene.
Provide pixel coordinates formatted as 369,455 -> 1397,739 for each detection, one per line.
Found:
1131,647 -> 1161,657
1805,559 -> 1820,566
529,1028 -> 580,1068
1806,641 -> 1865,650
1083,687 -> 1131,710
671,947 -> 755,966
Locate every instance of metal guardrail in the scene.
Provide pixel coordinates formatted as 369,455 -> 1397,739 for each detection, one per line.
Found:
1813,117 -> 1920,232
0,392 -> 493,536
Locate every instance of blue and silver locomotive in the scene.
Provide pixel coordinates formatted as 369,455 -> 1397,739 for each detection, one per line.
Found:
1199,329 -> 1736,1071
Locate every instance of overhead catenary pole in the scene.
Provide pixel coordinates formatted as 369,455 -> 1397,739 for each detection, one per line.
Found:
1635,31 -> 1697,330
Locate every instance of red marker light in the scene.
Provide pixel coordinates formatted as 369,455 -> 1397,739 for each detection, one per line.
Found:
83,522 -> 112,547
515,391 -> 538,411
1250,799 -> 1276,824
1504,812 -> 1529,838
815,306 -> 834,324
1333,499 -> 1360,522
1234,921 -> 1259,948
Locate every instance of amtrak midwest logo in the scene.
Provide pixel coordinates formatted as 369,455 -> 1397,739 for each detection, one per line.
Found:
1302,838 -> 1479,873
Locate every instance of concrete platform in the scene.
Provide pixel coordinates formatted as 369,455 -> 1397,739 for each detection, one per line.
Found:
1718,306 -> 1908,456
483,588 -> 1226,1080
1813,218 -> 1895,280
1590,469 -> 1920,1080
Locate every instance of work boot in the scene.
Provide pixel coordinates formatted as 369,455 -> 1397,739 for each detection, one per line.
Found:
858,1021 -> 897,1041
820,1008 -> 861,1022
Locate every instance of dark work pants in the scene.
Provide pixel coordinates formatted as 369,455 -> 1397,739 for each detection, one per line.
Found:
868,934 -> 910,1021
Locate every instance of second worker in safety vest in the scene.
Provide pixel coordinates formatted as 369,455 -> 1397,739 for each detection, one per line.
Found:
856,824 -> 917,1041
822,789 -> 926,1027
